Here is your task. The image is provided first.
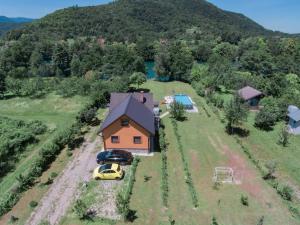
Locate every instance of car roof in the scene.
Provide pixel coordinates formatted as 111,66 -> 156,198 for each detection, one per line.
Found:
99,164 -> 112,171
99,163 -> 119,172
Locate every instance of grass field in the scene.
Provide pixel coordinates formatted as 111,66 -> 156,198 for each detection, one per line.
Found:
0,94 -> 88,212
242,113 -> 300,190
125,80 -> 299,225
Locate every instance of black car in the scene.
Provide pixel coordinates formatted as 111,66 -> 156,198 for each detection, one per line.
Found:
97,150 -> 133,165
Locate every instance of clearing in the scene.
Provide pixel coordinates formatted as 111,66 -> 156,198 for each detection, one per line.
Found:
125,80 -> 299,225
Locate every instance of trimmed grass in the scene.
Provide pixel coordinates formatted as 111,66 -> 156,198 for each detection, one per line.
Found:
127,80 -> 299,225
243,113 -> 300,188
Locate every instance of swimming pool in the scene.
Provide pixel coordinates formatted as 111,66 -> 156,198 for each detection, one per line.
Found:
174,94 -> 193,109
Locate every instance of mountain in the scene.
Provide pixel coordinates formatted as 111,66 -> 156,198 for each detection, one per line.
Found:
0,16 -> 34,37
0,16 -> 34,23
5,0 -> 281,41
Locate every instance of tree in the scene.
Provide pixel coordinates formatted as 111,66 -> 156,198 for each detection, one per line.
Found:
277,125 -> 290,147
224,95 -> 248,134
130,72 -> 147,89
170,101 -> 185,121
0,70 -> 6,98
169,42 -> 194,81
70,56 -> 82,77
208,54 -> 234,89
154,43 -> 171,81
254,107 -> 278,130
53,42 -> 71,76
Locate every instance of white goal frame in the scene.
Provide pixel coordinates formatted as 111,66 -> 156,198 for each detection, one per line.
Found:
213,167 -> 234,184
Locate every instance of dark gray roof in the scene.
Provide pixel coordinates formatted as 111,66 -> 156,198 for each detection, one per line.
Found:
100,94 -> 155,134
288,110 -> 300,122
238,86 -> 262,101
109,92 -> 154,111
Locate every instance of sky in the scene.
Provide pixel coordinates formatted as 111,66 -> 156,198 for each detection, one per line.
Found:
0,0 -> 299,34
207,0 -> 300,34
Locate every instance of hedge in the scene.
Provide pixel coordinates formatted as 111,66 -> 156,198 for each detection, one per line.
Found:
159,121 -> 169,207
171,119 -> 199,208
116,157 -> 140,221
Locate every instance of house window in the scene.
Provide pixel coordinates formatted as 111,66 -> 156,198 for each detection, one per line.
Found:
111,136 -> 119,143
133,136 -> 142,144
121,119 -> 129,126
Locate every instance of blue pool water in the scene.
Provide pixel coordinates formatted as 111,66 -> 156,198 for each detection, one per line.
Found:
174,94 -> 193,109
145,61 -> 156,79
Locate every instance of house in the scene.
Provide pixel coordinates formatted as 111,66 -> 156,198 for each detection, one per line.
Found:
288,105 -> 300,135
100,92 -> 158,154
238,86 -> 263,107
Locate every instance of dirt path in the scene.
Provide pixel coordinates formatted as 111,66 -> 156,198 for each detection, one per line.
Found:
25,128 -> 101,225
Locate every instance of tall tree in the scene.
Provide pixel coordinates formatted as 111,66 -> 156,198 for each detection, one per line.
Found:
224,95 -> 248,134
169,42 -> 194,81
154,42 -> 171,81
129,72 -> 147,89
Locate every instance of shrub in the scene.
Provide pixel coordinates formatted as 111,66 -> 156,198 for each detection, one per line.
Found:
159,123 -> 169,207
29,201 -> 38,208
171,119 -> 199,208
73,199 -> 88,219
9,215 -> 19,223
170,101 -> 185,121
50,172 -> 58,179
211,216 -> 219,225
278,185 -> 293,201
277,126 -> 290,147
257,216 -> 264,225
117,157 -> 140,221
263,160 -> 277,180
254,107 -> 278,130
241,195 -> 249,206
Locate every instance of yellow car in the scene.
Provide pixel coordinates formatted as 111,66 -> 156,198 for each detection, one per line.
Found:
93,163 -> 124,180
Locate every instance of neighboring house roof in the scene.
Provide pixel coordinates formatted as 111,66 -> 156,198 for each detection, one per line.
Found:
288,105 -> 299,114
109,92 -> 154,111
100,94 -> 155,134
288,110 -> 300,122
238,86 -> 263,101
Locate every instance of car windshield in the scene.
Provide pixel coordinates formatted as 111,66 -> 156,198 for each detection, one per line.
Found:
99,164 -> 112,172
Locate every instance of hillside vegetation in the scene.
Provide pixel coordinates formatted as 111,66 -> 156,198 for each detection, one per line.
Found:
5,0 -> 278,42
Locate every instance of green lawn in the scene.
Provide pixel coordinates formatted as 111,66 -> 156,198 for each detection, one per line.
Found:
0,94 -> 88,198
243,112 -> 300,188
126,80 -> 299,225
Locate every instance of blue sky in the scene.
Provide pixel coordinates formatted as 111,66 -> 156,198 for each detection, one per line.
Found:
0,0 -> 299,33
208,0 -> 300,33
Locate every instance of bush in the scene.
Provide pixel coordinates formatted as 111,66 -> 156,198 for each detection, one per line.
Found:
263,161 -> 277,180
170,101 -> 186,121
254,107 -> 278,130
29,200 -> 38,208
73,199 -> 88,219
159,122 -> 168,207
240,195 -> 249,206
211,216 -> 219,225
277,126 -> 290,147
116,157 -> 140,221
278,185 -> 293,201
171,119 -> 199,208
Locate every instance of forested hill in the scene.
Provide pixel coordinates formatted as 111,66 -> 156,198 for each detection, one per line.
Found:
6,0 -> 280,42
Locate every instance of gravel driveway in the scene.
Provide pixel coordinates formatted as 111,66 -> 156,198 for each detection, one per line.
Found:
26,128 -> 101,225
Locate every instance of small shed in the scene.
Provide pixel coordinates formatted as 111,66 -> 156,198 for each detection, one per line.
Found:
238,86 -> 263,107
288,105 -> 300,135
